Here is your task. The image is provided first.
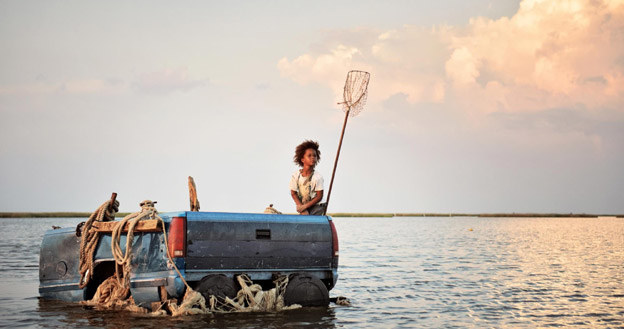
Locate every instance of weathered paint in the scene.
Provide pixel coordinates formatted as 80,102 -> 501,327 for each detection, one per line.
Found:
39,211 -> 338,305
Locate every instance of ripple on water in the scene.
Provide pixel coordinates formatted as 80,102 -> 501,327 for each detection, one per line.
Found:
1,216 -> 624,328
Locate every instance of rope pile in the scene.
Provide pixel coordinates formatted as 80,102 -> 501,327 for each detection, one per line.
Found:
203,275 -> 300,313
78,198 -> 118,289
83,276 -> 147,313
263,204 -> 282,214
110,200 -> 160,299
78,197 -> 302,316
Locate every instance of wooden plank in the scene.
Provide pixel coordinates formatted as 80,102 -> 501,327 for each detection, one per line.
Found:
92,219 -> 162,233
189,176 -> 200,211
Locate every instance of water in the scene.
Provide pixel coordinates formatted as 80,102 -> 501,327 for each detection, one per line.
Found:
1,216 -> 622,328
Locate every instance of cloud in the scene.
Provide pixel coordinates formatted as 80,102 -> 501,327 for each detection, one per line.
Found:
448,0 -> 624,112
278,0 -> 624,114
278,44 -> 367,97
0,68 -> 207,97
278,25 -> 452,104
60,78 -> 126,94
0,78 -> 127,96
446,47 -> 480,86
133,67 -> 207,94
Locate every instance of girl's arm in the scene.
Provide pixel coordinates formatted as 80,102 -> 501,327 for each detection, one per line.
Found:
296,190 -> 324,213
291,190 -> 305,214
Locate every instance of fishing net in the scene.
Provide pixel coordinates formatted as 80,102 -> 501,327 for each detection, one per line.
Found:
339,70 -> 370,117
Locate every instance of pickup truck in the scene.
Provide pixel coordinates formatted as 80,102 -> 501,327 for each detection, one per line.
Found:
39,211 -> 339,308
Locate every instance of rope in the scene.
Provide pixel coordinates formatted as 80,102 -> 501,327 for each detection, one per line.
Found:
188,274 -> 300,314
79,197 -> 304,316
264,204 -> 282,214
79,198 -> 212,315
110,200 -> 161,294
78,199 -> 117,289
84,276 -> 147,313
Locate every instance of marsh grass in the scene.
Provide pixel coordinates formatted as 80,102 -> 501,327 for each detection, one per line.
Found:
328,213 -> 394,217
0,212 -> 131,218
2,212 -> 622,218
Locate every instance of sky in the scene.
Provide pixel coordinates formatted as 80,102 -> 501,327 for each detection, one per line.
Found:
1,0 -> 623,214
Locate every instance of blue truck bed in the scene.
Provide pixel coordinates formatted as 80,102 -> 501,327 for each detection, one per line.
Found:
39,211 -> 339,308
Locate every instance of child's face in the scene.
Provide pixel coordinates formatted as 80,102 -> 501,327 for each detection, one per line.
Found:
302,148 -> 318,167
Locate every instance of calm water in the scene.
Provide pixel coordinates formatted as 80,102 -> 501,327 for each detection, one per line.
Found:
0,216 -> 622,328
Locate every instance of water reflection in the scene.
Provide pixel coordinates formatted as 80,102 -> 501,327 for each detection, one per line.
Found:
37,298 -> 338,329
331,216 -> 624,328
1,217 -> 623,327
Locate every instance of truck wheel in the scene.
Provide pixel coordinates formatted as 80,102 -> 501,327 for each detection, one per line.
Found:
196,274 -> 237,302
283,273 -> 329,307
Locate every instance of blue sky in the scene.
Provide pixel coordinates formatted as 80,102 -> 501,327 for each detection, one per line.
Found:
1,0 -> 623,214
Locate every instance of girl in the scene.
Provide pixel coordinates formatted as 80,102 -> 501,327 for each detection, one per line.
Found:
289,140 -> 325,215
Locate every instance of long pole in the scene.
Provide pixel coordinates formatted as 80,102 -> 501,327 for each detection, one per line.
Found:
324,108 -> 350,215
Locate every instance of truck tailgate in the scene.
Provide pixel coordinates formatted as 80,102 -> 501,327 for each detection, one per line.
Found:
185,212 -> 332,271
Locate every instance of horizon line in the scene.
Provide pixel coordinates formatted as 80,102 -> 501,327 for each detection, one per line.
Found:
1,212 -> 622,218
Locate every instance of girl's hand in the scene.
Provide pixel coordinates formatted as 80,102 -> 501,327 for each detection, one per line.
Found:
297,204 -> 307,213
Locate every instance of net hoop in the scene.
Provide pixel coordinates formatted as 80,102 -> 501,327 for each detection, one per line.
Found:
339,70 -> 370,117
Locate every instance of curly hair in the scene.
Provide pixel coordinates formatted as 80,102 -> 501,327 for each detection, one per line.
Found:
293,140 -> 321,167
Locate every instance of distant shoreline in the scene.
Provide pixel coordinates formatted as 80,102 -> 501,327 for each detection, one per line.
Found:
1,212 -> 622,218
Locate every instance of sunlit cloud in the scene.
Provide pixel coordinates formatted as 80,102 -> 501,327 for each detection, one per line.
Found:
278,0 -> 624,114
277,44 -> 367,97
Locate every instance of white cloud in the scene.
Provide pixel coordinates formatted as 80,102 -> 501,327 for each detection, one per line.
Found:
0,79 -> 126,96
278,0 -> 624,114
61,79 -> 126,94
134,68 -> 207,94
0,68 -> 208,97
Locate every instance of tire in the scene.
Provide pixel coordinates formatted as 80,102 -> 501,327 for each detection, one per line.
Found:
196,274 -> 237,301
283,273 -> 329,307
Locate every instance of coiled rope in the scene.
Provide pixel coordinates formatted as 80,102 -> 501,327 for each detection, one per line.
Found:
78,199 -> 118,289
78,198 -> 301,316
110,200 -> 161,298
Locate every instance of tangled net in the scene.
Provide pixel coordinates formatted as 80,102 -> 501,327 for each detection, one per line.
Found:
339,70 -> 370,117
173,275 -> 300,315
78,198 -> 302,316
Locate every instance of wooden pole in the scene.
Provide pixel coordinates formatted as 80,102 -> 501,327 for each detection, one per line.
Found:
188,176 -> 200,211
104,192 -> 118,221
107,193 -> 117,212
324,109 -> 350,215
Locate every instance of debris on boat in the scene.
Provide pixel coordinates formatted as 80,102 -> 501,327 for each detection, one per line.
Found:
77,197 -> 304,316
264,204 -> 282,214
331,296 -> 351,306
41,178 -> 341,316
